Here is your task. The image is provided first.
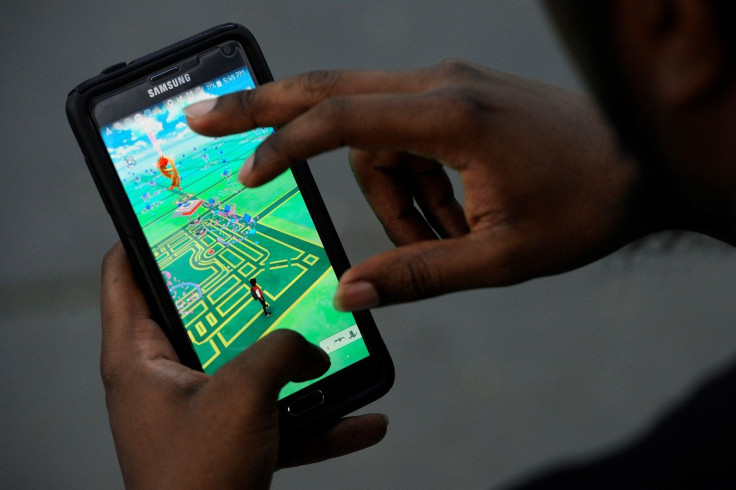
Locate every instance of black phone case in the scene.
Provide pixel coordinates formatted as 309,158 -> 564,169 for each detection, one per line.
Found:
66,23 -> 393,440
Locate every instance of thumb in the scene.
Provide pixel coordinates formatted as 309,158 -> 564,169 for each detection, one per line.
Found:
209,329 -> 331,406
334,233 -> 512,310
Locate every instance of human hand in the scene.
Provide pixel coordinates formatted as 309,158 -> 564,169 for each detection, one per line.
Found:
185,60 -> 657,310
100,243 -> 388,489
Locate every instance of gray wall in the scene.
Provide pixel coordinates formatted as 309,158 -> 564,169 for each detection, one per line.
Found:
2,1 -> 736,488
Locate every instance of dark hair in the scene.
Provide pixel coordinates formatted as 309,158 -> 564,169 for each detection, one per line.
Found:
250,278 -> 257,286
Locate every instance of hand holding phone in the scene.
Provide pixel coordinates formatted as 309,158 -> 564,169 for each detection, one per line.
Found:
101,243 -> 387,489
67,24 -> 393,441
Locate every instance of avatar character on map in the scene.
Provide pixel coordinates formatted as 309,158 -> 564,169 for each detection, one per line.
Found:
156,155 -> 181,190
249,277 -> 271,317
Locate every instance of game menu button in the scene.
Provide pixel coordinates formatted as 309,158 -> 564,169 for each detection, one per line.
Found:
287,390 -> 325,417
319,325 -> 362,354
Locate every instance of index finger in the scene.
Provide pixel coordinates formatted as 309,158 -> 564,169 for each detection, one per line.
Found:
100,243 -> 178,374
185,69 -> 431,136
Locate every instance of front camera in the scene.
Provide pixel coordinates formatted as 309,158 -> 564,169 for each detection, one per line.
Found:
221,44 -> 236,57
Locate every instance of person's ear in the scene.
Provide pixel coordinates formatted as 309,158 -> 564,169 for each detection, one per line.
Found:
611,0 -> 725,108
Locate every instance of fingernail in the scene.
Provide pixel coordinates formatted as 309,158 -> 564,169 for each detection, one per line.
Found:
379,414 -> 390,426
334,281 -> 379,311
238,154 -> 255,185
184,98 -> 217,118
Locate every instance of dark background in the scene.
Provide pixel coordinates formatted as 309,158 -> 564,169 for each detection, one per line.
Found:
2,1 -> 736,488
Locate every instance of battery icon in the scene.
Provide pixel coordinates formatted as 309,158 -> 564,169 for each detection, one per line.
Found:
216,80 -> 222,87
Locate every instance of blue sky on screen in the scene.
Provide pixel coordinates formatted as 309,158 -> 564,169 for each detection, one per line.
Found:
99,67 -> 255,171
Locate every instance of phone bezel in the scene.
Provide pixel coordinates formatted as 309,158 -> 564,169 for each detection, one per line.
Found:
66,23 -> 394,440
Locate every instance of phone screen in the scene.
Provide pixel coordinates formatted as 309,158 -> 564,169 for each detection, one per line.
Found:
94,50 -> 368,398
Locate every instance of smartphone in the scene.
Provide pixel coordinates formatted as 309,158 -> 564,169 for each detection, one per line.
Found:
66,23 -> 393,440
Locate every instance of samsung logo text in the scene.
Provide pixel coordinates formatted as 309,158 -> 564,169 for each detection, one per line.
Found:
148,73 -> 192,98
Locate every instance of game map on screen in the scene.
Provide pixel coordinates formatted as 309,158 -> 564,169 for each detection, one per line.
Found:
98,67 -> 368,398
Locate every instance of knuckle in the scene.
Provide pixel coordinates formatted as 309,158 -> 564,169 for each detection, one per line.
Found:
434,87 -> 490,129
236,87 -> 257,112
400,253 -> 446,300
315,96 -> 348,122
446,88 -> 481,117
300,70 -> 342,100
236,89 -> 261,126
437,58 -> 481,80
438,58 -> 466,73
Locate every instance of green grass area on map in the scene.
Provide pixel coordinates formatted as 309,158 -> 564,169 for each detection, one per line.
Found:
230,172 -> 297,218
270,271 -> 369,398
259,192 -> 321,246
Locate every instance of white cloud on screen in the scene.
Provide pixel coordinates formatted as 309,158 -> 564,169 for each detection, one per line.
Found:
108,139 -> 149,160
